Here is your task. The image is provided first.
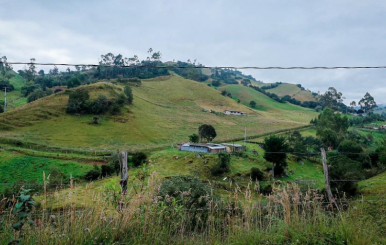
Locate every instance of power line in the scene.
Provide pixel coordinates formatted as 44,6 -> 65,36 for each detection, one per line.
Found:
4,61 -> 386,70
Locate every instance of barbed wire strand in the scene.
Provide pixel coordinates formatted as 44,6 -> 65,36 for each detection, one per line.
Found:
4,62 -> 386,70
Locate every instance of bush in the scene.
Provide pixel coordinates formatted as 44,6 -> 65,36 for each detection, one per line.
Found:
132,152 -> 147,167
212,80 -> 220,87
124,86 -> 133,104
157,176 -> 212,228
111,103 -> 121,115
67,77 -> 81,88
66,88 -> 90,114
328,154 -> 364,196
250,167 -> 265,181
27,89 -> 53,103
84,165 -> 101,180
90,95 -> 110,114
211,152 -> 231,176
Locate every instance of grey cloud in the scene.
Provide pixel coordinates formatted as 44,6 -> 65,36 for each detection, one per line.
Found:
0,0 -> 385,103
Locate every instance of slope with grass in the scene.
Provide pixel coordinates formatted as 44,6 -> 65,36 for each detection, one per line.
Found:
0,71 -> 27,110
0,150 -> 93,190
0,75 -> 317,150
219,84 -> 317,122
266,83 -> 316,102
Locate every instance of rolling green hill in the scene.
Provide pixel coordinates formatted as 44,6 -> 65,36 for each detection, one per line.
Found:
0,75 -> 317,150
219,84 -> 315,113
266,83 -> 316,102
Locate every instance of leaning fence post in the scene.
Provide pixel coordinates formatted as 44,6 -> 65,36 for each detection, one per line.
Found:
120,151 -> 128,195
321,148 -> 335,205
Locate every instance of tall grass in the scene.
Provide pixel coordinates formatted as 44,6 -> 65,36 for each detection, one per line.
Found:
0,173 -> 384,244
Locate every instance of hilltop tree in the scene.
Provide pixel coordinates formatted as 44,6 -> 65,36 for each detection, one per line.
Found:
241,79 -> 251,86
316,108 -> 349,148
0,56 -> 14,78
198,124 -> 217,142
319,87 -> 343,110
350,101 -> 356,111
263,135 -> 289,177
359,92 -> 377,113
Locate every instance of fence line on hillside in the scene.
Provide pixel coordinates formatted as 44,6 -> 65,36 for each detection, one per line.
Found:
1,199 -> 386,219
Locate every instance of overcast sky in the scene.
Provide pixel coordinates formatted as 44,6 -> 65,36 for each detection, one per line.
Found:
1,0 -> 386,104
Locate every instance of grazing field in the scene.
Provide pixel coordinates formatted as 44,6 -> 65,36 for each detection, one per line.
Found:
0,75 -> 317,150
0,150 -> 93,190
266,83 -> 316,102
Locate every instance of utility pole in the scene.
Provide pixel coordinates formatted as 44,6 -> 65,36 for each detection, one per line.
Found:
3,87 -> 7,113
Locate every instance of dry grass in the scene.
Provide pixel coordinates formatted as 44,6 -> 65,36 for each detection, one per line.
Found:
0,172 -> 384,244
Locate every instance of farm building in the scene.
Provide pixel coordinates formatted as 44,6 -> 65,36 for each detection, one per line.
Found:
224,110 -> 247,116
380,125 -> 386,130
222,143 -> 246,153
180,143 -> 226,154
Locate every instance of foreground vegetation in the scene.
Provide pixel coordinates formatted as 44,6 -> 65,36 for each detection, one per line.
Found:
1,173 -> 385,245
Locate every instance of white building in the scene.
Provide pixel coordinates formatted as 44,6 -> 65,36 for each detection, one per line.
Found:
224,110 -> 247,116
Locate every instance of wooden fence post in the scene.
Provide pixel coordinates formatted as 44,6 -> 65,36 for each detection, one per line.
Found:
120,151 -> 128,195
320,148 -> 335,205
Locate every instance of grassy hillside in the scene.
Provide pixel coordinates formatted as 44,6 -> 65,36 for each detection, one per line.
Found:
266,83 -> 316,102
219,84 -> 316,114
0,71 -> 27,110
0,75 -> 317,150
0,150 -> 93,190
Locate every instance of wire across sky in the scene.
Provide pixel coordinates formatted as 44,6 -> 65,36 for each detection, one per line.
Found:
4,61 -> 386,70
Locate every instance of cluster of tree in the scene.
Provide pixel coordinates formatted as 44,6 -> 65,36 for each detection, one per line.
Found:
85,151 -> 147,180
95,50 -> 169,80
0,56 -> 15,92
349,113 -> 385,127
211,68 -> 241,85
296,84 -> 305,90
66,86 -> 133,115
221,90 -> 232,98
170,61 -> 208,82
310,108 -> 386,195
241,79 -> 251,86
319,88 -> 378,114
260,82 -> 282,90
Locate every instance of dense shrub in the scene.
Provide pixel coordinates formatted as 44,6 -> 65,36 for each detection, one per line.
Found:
157,176 -> 212,228
84,165 -> 101,180
250,167 -> 265,181
211,152 -> 231,176
328,154 -> 364,196
67,77 -> 81,88
27,89 -> 52,103
124,86 -> 133,104
132,152 -> 147,167
66,88 -> 90,114
90,95 -> 110,114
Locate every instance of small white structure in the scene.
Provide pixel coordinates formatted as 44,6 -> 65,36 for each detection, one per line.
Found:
380,125 -> 386,130
224,110 -> 247,116
180,143 -> 226,154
